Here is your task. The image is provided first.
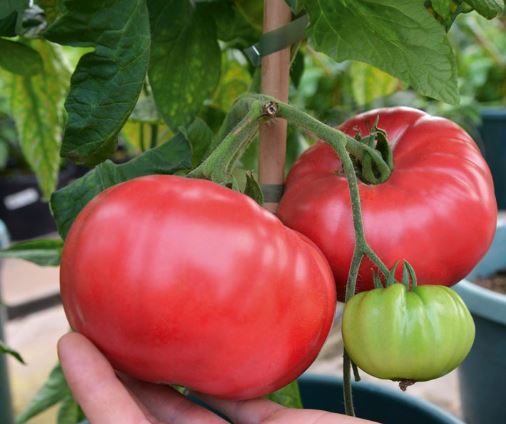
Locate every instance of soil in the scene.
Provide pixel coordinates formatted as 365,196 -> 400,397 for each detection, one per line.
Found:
473,269 -> 506,295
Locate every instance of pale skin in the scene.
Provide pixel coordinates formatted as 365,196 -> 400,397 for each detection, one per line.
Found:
58,333 -> 376,424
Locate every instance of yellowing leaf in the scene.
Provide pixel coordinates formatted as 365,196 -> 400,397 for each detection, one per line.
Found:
350,62 -> 401,106
7,40 -> 69,198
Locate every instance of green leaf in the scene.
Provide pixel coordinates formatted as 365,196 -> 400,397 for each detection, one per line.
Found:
0,12 -> 17,36
302,0 -> 459,104
201,0 -> 260,48
465,0 -> 503,19
43,0 -> 150,166
0,0 -> 27,36
0,340 -> 25,364
286,0 -> 303,14
16,364 -> 70,424
213,54 -> 252,112
0,140 -> 8,170
0,239 -> 63,266
181,117 -> 214,167
51,133 -> 192,239
233,0 -> 263,30
267,380 -> 303,408
243,172 -> 263,205
0,1 -> 24,20
57,396 -> 83,424
350,62 -> 400,106
198,105 -> 226,134
38,0 -> 66,27
0,38 -> 43,76
430,0 -> 452,20
290,50 -> 305,88
148,0 -> 221,130
6,39 -> 69,198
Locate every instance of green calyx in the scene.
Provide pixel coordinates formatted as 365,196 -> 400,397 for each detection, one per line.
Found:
383,260 -> 418,290
346,120 -> 394,185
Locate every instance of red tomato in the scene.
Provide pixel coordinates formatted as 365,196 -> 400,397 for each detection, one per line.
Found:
60,175 -> 336,399
278,107 -> 497,301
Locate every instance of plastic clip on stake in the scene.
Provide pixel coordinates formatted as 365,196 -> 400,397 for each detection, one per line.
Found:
244,14 -> 309,66
261,184 -> 285,203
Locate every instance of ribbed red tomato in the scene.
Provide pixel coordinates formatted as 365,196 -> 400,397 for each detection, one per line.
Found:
278,107 -> 497,301
60,175 -> 336,399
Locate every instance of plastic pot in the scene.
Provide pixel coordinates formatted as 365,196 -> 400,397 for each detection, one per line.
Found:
478,108 -> 506,209
453,220 -> 506,424
298,374 -> 462,424
0,166 -> 80,241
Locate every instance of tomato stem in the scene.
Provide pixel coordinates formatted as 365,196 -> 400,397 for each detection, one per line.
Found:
190,95 -> 394,417
269,99 -> 395,417
188,101 -> 264,184
352,361 -> 361,382
271,99 -> 390,276
343,351 -> 356,416
364,246 -> 391,277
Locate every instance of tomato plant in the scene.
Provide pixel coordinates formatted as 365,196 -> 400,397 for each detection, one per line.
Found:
278,107 -> 497,301
60,175 -> 336,400
342,283 -> 475,384
1,0 -> 503,422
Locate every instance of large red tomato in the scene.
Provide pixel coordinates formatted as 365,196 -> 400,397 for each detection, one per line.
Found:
60,175 -> 336,400
278,107 -> 497,301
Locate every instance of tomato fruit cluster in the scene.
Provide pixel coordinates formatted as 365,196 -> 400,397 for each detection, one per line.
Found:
60,105 -> 493,397
60,175 -> 336,400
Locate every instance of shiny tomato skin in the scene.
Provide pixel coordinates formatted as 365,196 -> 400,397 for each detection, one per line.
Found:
342,284 -> 475,381
278,107 -> 497,301
60,175 -> 336,400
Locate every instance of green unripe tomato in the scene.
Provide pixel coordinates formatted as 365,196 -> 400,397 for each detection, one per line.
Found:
342,283 -> 475,382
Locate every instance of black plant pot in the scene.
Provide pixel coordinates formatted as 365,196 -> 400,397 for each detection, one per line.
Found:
298,374 -> 462,424
478,108 -> 506,210
0,166 -> 81,241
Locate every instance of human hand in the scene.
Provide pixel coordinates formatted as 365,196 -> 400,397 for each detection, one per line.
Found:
58,332 -> 375,424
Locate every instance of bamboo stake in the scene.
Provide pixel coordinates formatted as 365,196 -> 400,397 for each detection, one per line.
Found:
259,0 -> 291,213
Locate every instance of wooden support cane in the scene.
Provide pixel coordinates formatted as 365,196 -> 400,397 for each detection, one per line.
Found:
259,0 -> 291,213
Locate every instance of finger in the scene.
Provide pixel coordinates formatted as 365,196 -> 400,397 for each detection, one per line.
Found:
255,408 -> 378,424
194,393 -> 377,424
58,332 -> 147,424
122,376 -> 227,424
192,393 -> 284,424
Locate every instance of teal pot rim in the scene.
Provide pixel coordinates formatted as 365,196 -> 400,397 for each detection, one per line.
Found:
300,374 -> 463,423
453,220 -> 506,326
480,107 -> 506,120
